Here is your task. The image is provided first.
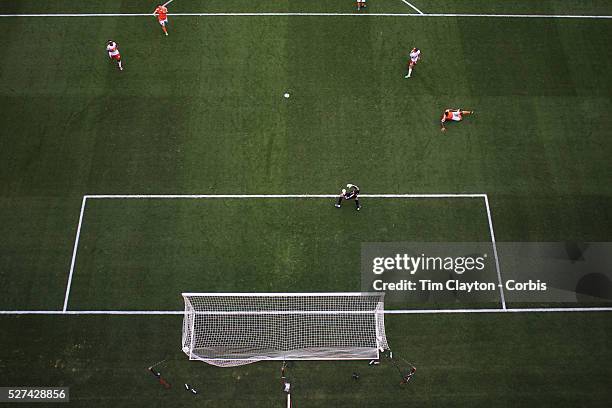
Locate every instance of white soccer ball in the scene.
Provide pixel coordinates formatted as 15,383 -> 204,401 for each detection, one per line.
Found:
284,93 -> 290,98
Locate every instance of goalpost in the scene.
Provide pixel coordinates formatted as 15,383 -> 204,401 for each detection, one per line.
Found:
181,292 -> 390,367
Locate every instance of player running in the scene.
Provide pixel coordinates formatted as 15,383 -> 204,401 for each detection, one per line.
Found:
440,108 -> 474,132
153,4 -> 169,36
404,48 -> 421,78
106,40 -> 123,71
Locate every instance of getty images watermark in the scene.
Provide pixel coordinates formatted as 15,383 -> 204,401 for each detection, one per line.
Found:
370,252 -> 545,293
360,243 -> 612,305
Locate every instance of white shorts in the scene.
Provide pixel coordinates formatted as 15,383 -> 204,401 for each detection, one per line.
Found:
158,18 -> 168,26
450,112 -> 462,121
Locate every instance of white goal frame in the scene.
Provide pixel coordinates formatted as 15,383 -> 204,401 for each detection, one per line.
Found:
181,292 -> 390,367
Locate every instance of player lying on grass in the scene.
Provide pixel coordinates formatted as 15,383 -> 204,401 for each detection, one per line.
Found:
440,108 -> 474,132
335,183 -> 361,211
400,366 -> 416,385
356,0 -> 367,10
148,366 -> 170,389
106,40 -> 123,71
153,4 -> 169,36
405,48 -> 421,78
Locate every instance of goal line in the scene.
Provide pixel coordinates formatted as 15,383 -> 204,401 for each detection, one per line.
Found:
1,307 -> 611,315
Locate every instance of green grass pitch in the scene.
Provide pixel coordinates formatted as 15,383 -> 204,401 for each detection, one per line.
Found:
1,0 -> 612,406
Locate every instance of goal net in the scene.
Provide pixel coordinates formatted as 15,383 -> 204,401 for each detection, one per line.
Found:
181,292 -> 390,367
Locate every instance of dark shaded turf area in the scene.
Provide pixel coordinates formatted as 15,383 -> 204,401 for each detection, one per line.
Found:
0,313 -> 610,407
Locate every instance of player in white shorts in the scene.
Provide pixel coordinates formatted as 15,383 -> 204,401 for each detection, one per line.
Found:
356,0 -> 367,10
440,108 -> 474,132
106,40 -> 123,71
405,48 -> 421,78
154,5 -> 169,36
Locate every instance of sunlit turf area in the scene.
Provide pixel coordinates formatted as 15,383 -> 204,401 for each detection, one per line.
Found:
1,0 -> 612,406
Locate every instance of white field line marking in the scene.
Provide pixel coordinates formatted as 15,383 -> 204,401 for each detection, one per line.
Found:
62,196 -> 87,312
0,310 -> 183,315
484,194 -> 506,310
420,13 -> 612,19
162,0 -> 175,7
386,307 -> 612,314
85,193 -> 486,199
1,308 -> 611,315
401,0 -> 424,15
0,13 -> 611,19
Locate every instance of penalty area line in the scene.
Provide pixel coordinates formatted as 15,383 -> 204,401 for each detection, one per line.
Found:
401,0 -> 425,15
484,194 -> 506,310
62,196 -> 87,312
83,193 -> 487,199
1,308 -> 612,315
0,13 -> 611,19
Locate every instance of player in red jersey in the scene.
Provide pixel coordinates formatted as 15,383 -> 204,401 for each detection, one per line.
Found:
153,4 -> 169,36
106,40 -> 123,71
440,108 -> 474,132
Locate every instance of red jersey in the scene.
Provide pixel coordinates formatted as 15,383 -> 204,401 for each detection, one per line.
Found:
442,109 -> 462,122
154,5 -> 168,21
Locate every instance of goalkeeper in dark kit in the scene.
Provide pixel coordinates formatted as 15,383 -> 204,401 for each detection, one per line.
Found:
335,183 -> 361,211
